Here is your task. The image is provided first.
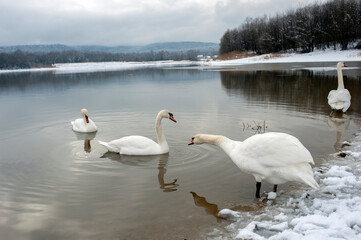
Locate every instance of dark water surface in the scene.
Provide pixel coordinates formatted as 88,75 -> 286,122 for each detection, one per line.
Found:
0,62 -> 360,239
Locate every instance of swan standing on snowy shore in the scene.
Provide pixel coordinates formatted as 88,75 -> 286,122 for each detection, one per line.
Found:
327,62 -> 351,112
99,109 -> 177,155
71,108 -> 98,133
188,133 -> 319,198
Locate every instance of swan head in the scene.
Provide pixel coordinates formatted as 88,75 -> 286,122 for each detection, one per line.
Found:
188,134 -> 210,145
337,62 -> 347,68
159,109 -> 177,123
81,108 -> 90,123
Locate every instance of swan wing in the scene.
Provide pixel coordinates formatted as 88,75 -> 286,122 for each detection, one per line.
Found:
72,118 -> 97,133
328,89 -> 351,111
99,136 -> 165,155
71,118 -> 85,132
240,132 -> 314,168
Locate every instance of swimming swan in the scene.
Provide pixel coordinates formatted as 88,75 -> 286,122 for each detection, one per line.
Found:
71,108 -> 98,133
188,133 -> 319,198
99,109 -> 176,155
327,62 -> 351,112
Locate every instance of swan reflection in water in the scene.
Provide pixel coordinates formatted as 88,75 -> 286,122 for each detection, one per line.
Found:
100,152 -> 179,192
158,155 -> 179,192
73,132 -> 97,153
190,192 -> 221,222
328,111 -> 350,151
190,192 -> 265,222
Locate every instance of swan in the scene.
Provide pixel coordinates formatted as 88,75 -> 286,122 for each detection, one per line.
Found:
188,132 -> 319,198
327,62 -> 351,112
98,109 -> 176,155
71,108 -> 98,133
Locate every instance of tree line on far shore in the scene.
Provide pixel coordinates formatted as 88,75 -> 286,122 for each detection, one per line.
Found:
220,0 -> 361,55
0,49 -> 204,70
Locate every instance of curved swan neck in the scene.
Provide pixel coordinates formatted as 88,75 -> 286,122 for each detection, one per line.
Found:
337,64 -> 345,90
199,134 -> 235,154
155,113 -> 167,145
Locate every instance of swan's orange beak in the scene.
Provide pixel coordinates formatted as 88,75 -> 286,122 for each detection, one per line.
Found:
170,116 -> 177,123
85,115 -> 89,123
188,139 -> 194,145
343,63 -> 348,67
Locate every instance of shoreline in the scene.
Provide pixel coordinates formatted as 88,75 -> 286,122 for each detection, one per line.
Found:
0,49 -> 360,74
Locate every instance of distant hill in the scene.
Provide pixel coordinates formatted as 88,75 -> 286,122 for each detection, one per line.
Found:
0,42 -> 219,54
0,44 -> 73,53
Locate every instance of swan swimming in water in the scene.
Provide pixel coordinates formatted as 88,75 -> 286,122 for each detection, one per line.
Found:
188,132 -> 319,198
327,62 -> 351,112
99,109 -> 176,155
71,108 -> 98,133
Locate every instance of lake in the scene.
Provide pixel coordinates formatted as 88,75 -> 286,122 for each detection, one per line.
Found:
0,62 -> 360,239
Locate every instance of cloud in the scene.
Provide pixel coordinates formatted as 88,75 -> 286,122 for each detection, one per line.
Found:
0,0 -> 323,46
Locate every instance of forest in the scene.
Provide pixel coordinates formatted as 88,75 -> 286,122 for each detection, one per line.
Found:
219,0 -> 361,54
0,49 -> 202,70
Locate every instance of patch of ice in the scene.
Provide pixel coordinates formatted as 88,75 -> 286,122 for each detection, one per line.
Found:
267,192 -> 277,200
274,213 -> 288,222
217,209 -> 241,220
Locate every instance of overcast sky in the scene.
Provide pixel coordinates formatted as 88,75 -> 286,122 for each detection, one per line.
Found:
0,0 -> 324,47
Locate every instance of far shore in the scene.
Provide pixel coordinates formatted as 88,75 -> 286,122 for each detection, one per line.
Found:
0,49 -> 360,74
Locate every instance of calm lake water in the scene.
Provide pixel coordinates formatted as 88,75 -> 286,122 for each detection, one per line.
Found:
0,62 -> 360,239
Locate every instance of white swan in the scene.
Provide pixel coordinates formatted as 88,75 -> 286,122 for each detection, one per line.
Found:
71,108 -> 98,133
188,133 -> 319,198
327,62 -> 351,112
99,109 -> 176,155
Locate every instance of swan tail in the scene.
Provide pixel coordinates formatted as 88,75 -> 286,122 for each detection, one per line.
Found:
71,121 -> 75,126
302,175 -> 319,190
98,141 -> 119,153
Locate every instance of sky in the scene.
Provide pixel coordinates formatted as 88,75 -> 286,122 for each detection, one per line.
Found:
0,0 -> 325,47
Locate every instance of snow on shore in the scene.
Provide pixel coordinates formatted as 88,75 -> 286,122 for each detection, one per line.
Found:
204,49 -> 360,67
208,131 -> 361,240
52,60 -> 196,74
0,48 -> 359,74
0,60 -> 196,74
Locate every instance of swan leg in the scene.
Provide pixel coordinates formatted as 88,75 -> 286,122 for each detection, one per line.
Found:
255,182 -> 261,198
273,184 -> 278,193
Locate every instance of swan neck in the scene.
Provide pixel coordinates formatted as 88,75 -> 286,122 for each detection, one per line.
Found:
201,135 -> 235,154
337,65 -> 344,90
155,114 -> 166,145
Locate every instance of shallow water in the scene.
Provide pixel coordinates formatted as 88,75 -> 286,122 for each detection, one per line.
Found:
0,62 -> 360,239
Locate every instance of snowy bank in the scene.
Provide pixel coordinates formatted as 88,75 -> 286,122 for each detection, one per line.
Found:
207,131 -> 361,240
0,60 -> 198,74
204,49 -> 361,67
52,60 -> 197,74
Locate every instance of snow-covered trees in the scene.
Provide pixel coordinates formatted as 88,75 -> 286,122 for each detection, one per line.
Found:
219,0 -> 361,55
